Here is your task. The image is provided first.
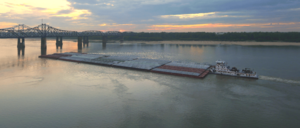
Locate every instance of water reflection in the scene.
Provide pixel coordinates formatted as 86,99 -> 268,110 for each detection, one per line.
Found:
78,49 -> 82,53
17,47 -> 25,57
102,43 -> 106,50
56,45 -> 62,49
83,43 -> 89,48
160,44 -> 164,50
1,39 -> 300,128
56,48 -> 62,53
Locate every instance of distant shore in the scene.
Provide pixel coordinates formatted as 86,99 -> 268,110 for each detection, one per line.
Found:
126,41 -> 300,46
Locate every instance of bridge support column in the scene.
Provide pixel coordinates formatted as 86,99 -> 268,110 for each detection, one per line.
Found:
78,36 -> 82,49
102,36 -> 107,43
41,47 -> 47,55
102,42 -> 106,50
41,37 -> 47,49
102,36 -> 107,48
83,36 -> 89,47
56,37 -> 63,49
17,37 -> 25,48
120,36 -> 124,43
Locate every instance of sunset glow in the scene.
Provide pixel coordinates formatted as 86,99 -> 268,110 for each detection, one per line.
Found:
54,9 -> 92,20
0,22 -> 18,28
161,12 -> 216,19
149,22 -> 300,31
98,23 -> 134,27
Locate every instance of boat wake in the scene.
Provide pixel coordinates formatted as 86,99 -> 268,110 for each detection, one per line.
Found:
259,76 -> 300,84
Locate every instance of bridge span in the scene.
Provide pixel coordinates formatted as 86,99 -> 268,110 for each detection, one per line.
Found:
0,24 -> 123,49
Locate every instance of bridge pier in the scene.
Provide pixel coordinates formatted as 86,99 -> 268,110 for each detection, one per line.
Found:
102,36 -> 107,43
102,42 -> 106,50
56,37 -> 63,49
120,36 -> 124,43
102,36 -> 107,48
17,37 -> 25,48
41,47 -> 47,55
41,37 -> 47,49
83,36 -> 89,47
78,36 -> 82,49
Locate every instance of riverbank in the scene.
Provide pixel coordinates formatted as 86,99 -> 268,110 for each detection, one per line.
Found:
125,41 -> 300,46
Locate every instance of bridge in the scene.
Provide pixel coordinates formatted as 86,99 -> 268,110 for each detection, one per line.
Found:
0,24 -> 124,49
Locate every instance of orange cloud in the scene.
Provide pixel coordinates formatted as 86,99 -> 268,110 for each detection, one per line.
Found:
161,12 -> 247,19
98,23 -> 134,27
0,0 -> 91,20
54,9 -> 91,20
161,12 -> 216,19
148,22 -> 300,31
149,23 -> 251,30
0,22 -> 18,28
119,29 -> 126,32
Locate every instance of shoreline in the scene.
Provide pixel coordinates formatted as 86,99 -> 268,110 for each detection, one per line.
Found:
125,41 -> 300,46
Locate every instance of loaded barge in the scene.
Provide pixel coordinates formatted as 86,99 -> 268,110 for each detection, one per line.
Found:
39,52 -> 258,79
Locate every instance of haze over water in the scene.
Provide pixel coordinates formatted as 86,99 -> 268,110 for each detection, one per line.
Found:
1,39 -> 300,128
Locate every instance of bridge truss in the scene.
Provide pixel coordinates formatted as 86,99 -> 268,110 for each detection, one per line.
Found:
0,24 -> 121,38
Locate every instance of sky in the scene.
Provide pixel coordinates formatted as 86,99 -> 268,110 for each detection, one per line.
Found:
0,0 -> 300,32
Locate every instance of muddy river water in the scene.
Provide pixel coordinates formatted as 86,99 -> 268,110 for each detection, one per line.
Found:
0,39 -> 300,128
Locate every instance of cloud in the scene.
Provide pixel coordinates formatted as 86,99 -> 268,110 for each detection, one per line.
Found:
161,12 -> 217,19
160,12 -> 249,20
54,9 -> 91,20
97,23 -> 137,32
98,23 -> 133,26
0,0 -> 70,14
1,0 -> 300,32
0,0 -> 93,30
67,0 -> 300,23
0,22 -> 18,28
148,22 -> 300,32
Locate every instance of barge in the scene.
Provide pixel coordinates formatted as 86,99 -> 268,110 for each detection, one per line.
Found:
39,52 -> 258,79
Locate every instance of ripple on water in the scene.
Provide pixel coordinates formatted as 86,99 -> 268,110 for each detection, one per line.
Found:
225,84 -> 285,98
260,75 -> 300,85
0,76 -> 44,86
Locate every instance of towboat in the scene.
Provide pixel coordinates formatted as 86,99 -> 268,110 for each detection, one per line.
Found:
210,60 -> 258,79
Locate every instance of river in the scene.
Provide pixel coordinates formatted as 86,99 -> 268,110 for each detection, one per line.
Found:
0,38 -> 300,128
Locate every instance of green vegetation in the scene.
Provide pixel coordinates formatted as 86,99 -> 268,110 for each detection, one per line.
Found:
90,32 -> 300,42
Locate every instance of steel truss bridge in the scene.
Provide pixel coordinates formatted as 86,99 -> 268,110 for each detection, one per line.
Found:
0,24 -> 121,38
0,24 -> 125,50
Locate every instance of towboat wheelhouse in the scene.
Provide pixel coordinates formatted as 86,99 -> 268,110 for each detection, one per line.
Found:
210,60 -> 258,79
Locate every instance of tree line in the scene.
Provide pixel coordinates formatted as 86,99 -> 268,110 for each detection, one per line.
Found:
91,32 -> 300,42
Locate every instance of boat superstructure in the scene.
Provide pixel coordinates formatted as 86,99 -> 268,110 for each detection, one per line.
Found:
210,60 -> 258,79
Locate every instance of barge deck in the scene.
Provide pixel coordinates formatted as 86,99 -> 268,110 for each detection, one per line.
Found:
39,52 -> 211,79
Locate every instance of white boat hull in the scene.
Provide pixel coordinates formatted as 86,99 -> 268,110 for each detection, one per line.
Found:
210,72 -> 258,79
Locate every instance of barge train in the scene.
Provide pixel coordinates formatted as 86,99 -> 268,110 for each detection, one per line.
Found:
39,52 -> 258,79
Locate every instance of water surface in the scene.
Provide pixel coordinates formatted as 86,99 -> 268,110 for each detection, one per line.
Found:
0,39 -> 300,128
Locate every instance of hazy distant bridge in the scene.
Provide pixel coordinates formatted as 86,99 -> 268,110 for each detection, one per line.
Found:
0,24 -> 124,49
